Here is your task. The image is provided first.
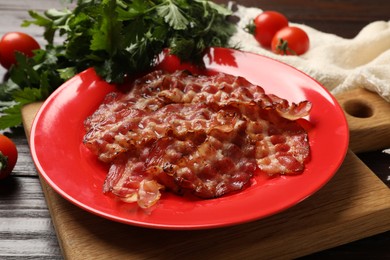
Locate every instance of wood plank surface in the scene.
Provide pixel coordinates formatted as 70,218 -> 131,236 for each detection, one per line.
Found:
21,101 -> 390,260
215,0 -> 390,38
0,177 -> 62,259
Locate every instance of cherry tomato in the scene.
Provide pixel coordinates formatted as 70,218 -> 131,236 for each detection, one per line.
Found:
271,26 -> 310,55
251,11 -> 289,48
0,32 -> 40,70
155,49 -> 202,74
0,134 -> 18,180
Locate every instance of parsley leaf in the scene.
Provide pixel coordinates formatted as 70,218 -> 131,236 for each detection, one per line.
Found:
0,104 -> 23,130
156,0 -> 189,30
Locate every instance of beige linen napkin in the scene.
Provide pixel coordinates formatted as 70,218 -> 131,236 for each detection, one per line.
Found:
229,5 -> 390,102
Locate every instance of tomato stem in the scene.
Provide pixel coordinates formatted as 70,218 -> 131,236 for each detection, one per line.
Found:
0,151 -> 8,170
245,21 -> 256,35
276,38 -> 297,55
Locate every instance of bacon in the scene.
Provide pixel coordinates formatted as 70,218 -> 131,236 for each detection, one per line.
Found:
84,70 -> 311,208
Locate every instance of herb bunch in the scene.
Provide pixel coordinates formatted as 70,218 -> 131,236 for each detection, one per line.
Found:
0,0 -> 236,130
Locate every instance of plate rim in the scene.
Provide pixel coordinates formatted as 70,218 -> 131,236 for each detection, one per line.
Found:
30,47 -> 349,230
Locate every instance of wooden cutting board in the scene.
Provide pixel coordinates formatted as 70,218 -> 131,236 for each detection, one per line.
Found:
336,88 -> 390,152
21,87 -> 390,260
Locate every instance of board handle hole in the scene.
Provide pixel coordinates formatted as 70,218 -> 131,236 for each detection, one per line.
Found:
343,99 -> 373,118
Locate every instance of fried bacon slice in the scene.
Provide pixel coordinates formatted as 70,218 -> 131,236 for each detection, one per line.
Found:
83,70 -> 311,208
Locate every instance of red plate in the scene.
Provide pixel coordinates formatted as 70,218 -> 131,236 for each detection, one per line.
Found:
30,48 -> 349,230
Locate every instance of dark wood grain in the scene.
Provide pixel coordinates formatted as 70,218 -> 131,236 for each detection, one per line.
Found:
0,0 -> 389,259
216,0 -> 390,38
0,176 -> 62,259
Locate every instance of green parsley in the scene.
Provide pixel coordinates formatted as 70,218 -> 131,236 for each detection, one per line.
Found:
0,0 -> 236,130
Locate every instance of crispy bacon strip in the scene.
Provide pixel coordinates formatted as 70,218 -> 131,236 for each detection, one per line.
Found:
84,70 -> 311,208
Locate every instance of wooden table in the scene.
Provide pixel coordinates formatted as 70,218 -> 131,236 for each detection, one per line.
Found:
0,0 -> 389,259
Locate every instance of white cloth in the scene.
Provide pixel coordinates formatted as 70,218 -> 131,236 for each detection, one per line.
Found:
229,5 -> 390,102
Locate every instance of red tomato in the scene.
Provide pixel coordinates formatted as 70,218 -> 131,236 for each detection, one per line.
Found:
0,32 -> 40,70
0,134 -> 18,180
251,11 -> 289,48
155,49 -> 202,74
271,26 -> 310,55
